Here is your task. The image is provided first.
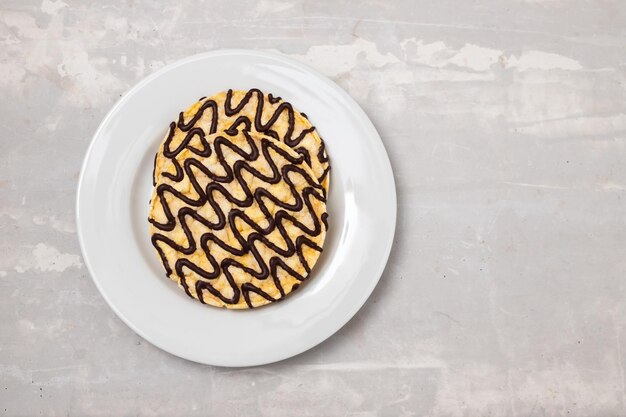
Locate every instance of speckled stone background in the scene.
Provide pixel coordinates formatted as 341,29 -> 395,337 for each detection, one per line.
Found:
2,0 -> 626,415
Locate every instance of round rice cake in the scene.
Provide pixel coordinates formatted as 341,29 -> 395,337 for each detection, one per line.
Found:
149,129 -> 328,309
153,89 -> 330,194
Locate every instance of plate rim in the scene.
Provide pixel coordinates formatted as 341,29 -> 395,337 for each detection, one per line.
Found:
76,48 -> 397,366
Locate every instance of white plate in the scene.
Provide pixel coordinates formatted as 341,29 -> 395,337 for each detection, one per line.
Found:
76,50 -> 396,367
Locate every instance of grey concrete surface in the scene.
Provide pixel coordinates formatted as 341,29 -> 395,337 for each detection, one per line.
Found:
1,0 -> 626,415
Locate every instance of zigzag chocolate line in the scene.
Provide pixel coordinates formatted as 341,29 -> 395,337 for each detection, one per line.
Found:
224,89 -> 330,188
150,133 -> 326,308
154,89 -> 330,191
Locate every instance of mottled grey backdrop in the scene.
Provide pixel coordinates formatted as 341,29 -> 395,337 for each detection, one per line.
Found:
1,0 -> 626,416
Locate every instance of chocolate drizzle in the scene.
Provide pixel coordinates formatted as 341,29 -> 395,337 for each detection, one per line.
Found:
154,89 -> 330,192
150,132 -> 327,308
178,100 -> 218,133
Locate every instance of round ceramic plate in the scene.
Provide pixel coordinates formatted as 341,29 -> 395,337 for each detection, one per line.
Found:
76,50 -> 396,367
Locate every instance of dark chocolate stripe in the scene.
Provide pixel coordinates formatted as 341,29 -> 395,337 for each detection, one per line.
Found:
177,100 -> 218,133
155,89 -> 330,193
151,133 -> 326,306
